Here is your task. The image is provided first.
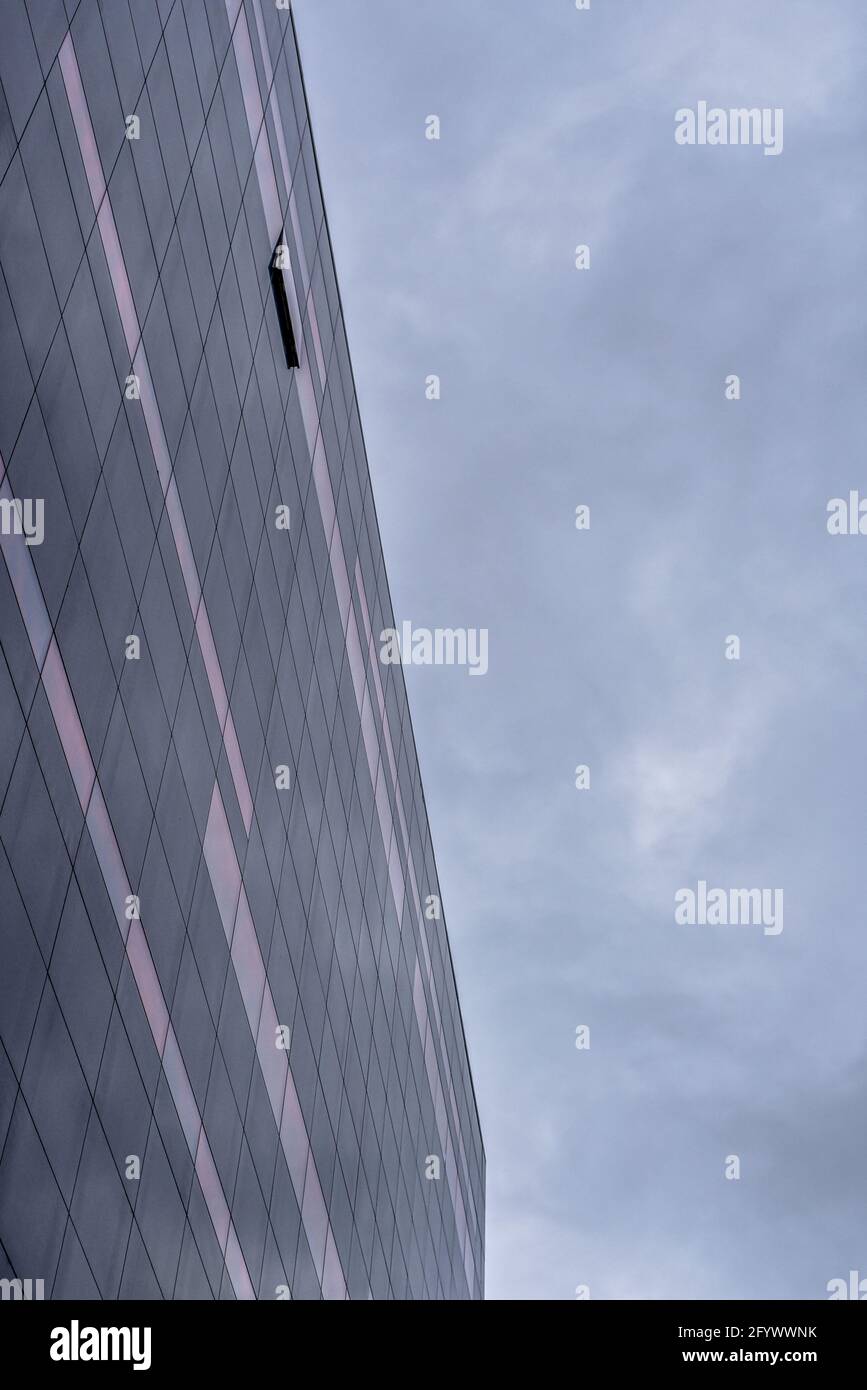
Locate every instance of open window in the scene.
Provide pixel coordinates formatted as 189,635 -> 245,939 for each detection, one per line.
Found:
270,235 -> 300,369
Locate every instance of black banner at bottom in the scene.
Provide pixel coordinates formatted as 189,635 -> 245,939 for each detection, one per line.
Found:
0,1298 -> 862,1373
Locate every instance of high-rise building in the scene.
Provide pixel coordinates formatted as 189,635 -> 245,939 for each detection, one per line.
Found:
0,0 -> 484,1300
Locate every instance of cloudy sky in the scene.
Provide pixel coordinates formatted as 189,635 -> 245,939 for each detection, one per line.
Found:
292,0 -> 867,1299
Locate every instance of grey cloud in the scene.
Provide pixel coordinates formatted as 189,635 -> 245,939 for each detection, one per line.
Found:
294,0 -> 867,1299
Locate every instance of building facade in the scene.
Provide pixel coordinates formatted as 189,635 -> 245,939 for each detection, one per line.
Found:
0,0 -> 484,1299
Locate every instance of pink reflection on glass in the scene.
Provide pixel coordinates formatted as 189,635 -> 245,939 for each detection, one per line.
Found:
125,918 -> 170,1057
195,1135 -> 229,1251
98,201 -> 140,360
85,787 -> 133,942
227,0 -> 281,245
225,1225 -> 256,1302
0,482 -> 253,1298
230,892 -> 267,1035
165,478 -> 202,609
255,988 -> 286,1121
203,785 -> 242,928
344,601 -> 369,711
195,608 -> 230,732
322,1230 -> 348,1301
223,712 -> 254,836
204,781 -> 348,1296
61,33 -> 253,839
278,1072 -> 310,1197
41,641 -> 96,809
161,1025 -> 201,1156
195,1135 -> 227,1253
301,1150 -> 328,1277
134,353 -> 172,494
58,36 -> 106,212
312,438 -> 335,544
194,601 -> 253,836
329,537 -> 352,640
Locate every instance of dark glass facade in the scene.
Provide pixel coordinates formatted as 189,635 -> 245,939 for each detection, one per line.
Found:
0,0 -> 484,1300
